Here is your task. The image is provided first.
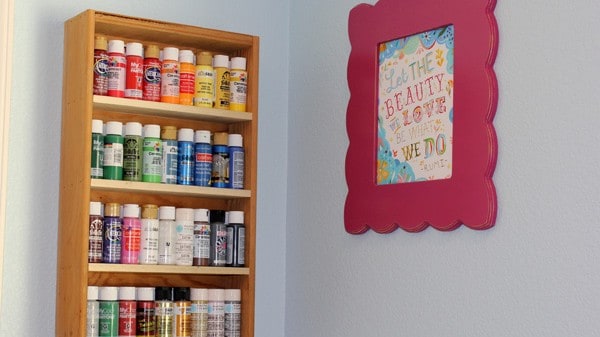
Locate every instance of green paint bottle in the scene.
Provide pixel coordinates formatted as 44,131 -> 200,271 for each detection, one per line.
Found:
123,122 -> 143,181
99,286 -> 119,337
91,119 -> 104,179
142,124 -> 163,183
103,121 -> 124,180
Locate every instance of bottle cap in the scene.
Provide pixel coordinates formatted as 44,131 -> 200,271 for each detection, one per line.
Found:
228,211 -> 244,224
163,47 -> 179,61
88,286 -> 99,301
107,40 -> 125,54
99,286 -> 118,301
125,122 -> 142,137
178,128 -> 194,142
190,288 -> 209,301
194,130 -> 211,144
90,201 -> 102,216
207,288 -> 225,302
159,206 -> 176,220
155,287 -> 174,301
123,204 -> 140,218
194,208 -> 209,222
213,132 -> 228,146
125,42 -> 143,57
196,52 -> 212,66
92,119 -> 103,134
231,57 -> 246,70
105,121 -> 123,136
210,210 -> 226,224
136,287 -> 155,301
228,134 -> 243,147
213,55 -> 229,68
119,286 -> 136,301
104,203 -> 121,217
145,45 -> 160,59
179,50 -> 194,64
175,208 -> 194,222
173,287 -> 190,301
224,289 -> 241,301
144,124 -> 161,139
161,126 -> 177,140
94,36 -> 108,51
141,204 -> 159,219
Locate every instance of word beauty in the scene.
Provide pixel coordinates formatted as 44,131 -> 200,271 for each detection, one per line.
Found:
377,25 -> 454,184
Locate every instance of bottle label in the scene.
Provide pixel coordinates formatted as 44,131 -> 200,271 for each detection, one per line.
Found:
88,217 -> 103,262
229,149 -> 244,189
177,142 -> 195,185
123,137 -> 142,181
143,60 -> 161,101
230,69 -> 247,111
91,135 -> 104,178
107,54 -> 126,97
140,219 -> 159,264
118,302 -> 137,336
103,218 -> 122,263
211,149 -> 229,188
143,138 -> 163,182
179,64 -> 195,105
161,61 -> 180,101
215,68 -> 230,109
125,56 -> 143,99
104,142 -> 124,167
194,67 -> 214,107
93,52 -> 109,95
176,221 -> 194,266
238,227 -> 245,265
195,144 -> 212,187
193,223 -> 211,260
162,140 -> 178,184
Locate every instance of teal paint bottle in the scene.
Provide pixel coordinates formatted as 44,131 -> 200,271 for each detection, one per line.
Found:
103,121 -> 124,180
142,124 -> 163,183
123,122 -> 143,181
91,119 -> 104,179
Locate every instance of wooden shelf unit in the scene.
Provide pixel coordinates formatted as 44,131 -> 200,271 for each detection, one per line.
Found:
57,9 -> 258,337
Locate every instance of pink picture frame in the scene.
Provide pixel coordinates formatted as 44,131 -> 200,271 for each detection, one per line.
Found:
345,0 -> 499,233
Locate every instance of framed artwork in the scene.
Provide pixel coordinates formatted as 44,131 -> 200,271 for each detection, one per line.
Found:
345,0 -> 498,233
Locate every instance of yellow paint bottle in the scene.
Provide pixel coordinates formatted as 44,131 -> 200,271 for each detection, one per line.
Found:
214,55 -> 230,110
229,57 -> 247,112
194,52 -> 214,108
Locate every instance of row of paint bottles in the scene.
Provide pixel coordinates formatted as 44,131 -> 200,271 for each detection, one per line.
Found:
89,202 -> 245,268
88,286 -> 241,337
92,120 -> 245,189
93,36 -> 247,111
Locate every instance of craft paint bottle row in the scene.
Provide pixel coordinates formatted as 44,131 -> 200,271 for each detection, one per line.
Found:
93,35 -> 248,112
89,203 -> 246,268
87,286 -> 241,337
91,119 -> 245,189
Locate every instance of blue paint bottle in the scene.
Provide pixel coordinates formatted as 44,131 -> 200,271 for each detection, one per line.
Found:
177,128 -> 195,185
211,132 -> 229,188
194,130 -> 212,187
227,134 -> 244,189
102,202 -> 122,264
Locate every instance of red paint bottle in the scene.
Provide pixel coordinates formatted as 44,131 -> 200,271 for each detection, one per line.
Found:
143,45 -> 162,102
125,42 -> 144,99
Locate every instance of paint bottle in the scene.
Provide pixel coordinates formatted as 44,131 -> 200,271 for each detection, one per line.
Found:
155,287 -> 174,337
209,210 -> 227,267
179,50 -> 195,106
88,201 -> 104,263
139,204 -> 159,265
194,52 -> 214,108
193,208 -> 210,267
194,130 -> 212,187
161,47 -> 180,104
123,122 -> 143,181
211,132 -> 229,188
121,204 -> 141,264
99,286 -> 119,337
214,55 -> 230,110
175,208 -> 194,266
118,286 -> 137,337
136,287 -> 156,336
224,289 -> 241,337
229,57 -> 247,112
102,203 -> 122,264
173,287 -> 192,337
142,124 -> 163,183
227,134 -> 244,189
161,126 -> 178,184
226,211 -> 245,268
143,44 -> 162,102
93,35 -> 109,96
107,40 -> 126,97
87,286 -> 100,337
177,128 -> 195,185
125,42 -> 144,99
207,289 -> 225,337
190,288 -> 208,337
158,206 -> 177,265
103,121 -> 124,180
91,119 -> 104,179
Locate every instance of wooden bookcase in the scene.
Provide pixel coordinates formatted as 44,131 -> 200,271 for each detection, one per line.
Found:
56,9 -> 258,336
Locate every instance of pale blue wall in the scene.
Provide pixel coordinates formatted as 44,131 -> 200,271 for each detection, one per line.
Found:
1,0 -> 288,335
286,0 -> 600,336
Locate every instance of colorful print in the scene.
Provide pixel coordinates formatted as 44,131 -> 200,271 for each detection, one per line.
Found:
377,25 -> 454,184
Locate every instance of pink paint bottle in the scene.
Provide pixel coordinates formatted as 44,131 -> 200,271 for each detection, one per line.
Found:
121,204 -> 141,264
